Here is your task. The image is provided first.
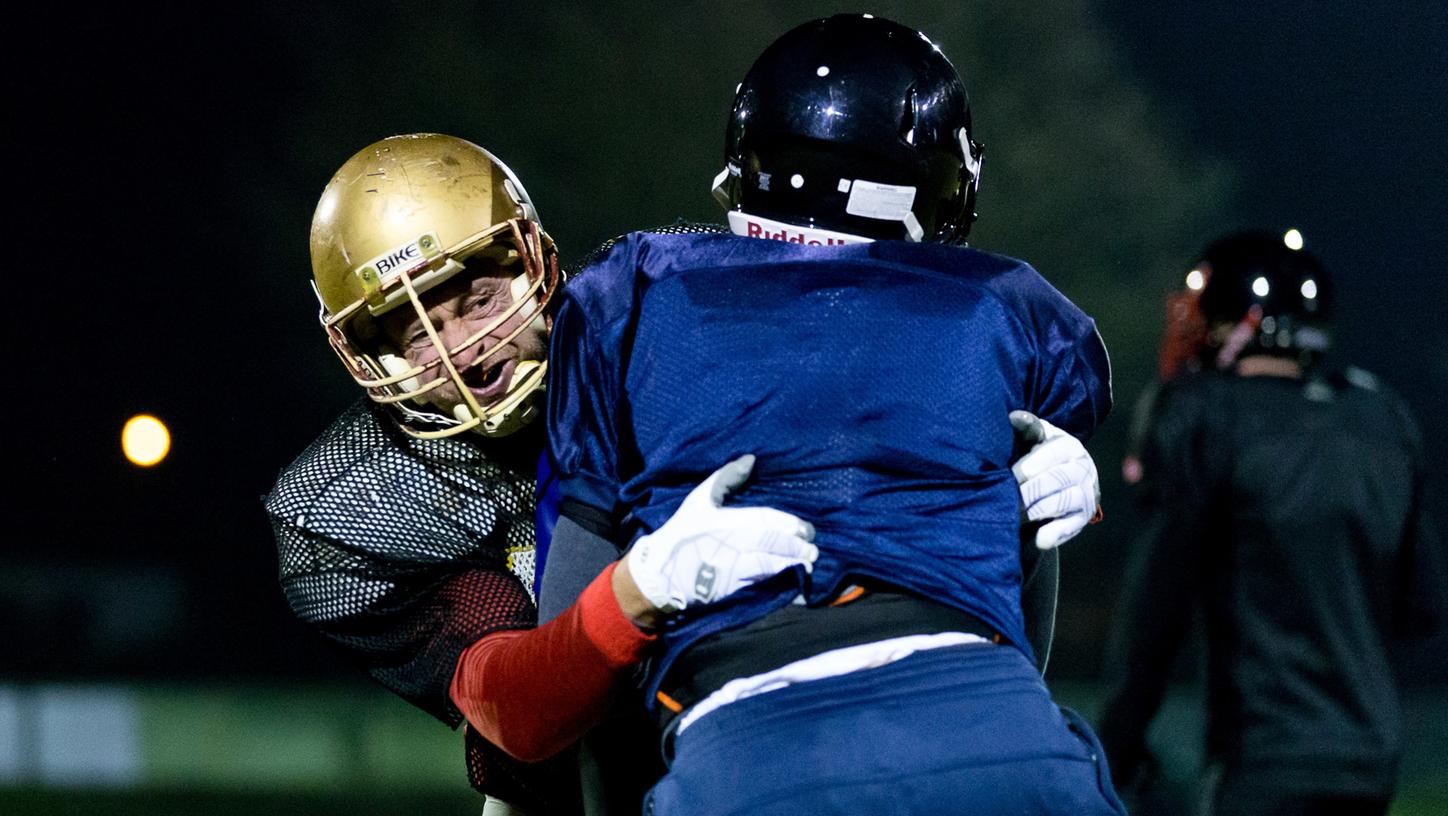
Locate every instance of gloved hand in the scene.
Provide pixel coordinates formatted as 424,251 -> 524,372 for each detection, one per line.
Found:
1009,411 -> 1101,550
626,454 -> 818,616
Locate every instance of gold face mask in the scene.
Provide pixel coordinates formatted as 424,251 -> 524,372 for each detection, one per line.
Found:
309,133 -> 560,438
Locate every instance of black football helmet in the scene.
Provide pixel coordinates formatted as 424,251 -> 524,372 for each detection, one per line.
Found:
1196,231 -> 1334,364
712,14 -> 983,243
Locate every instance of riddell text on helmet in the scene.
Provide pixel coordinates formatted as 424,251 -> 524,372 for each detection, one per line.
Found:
745,218 -> 852,246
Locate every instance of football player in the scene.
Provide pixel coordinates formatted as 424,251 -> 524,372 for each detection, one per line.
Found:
266,133 -> 818,814
1099,232 -> 1444,815
545,15 -> 1122,816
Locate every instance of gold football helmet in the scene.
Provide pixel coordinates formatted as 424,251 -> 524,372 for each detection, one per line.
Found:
310,133 -> 560,438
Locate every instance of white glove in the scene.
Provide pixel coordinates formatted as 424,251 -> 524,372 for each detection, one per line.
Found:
627,454 -> 818,614
1009,411 -> 1100,550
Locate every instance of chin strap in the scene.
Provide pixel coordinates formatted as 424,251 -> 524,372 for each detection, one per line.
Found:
711,164 -> 738,209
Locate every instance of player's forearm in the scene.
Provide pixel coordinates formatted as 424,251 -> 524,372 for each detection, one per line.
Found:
449,561 -> 654,762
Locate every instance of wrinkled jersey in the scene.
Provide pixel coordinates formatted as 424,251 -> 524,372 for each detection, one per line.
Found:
548,232 -> 1111,693
265,400 -> 577,812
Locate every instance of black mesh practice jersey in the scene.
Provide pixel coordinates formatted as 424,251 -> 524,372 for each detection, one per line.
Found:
1099,367 -> 1444,798
264,399 -> 579,812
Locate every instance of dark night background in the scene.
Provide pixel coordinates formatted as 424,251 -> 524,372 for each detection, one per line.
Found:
4,0 -> 1445,810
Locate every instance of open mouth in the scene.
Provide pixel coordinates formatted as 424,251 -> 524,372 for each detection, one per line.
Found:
462,358 -> 515,399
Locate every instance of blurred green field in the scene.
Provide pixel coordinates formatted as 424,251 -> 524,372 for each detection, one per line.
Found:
0,790 -> 479,816
1053,683 -> 1448,816
1,786 -> 1443,816
1,681 -> 1442,814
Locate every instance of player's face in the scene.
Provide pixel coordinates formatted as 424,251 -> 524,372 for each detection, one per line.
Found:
378,260 -> 548,418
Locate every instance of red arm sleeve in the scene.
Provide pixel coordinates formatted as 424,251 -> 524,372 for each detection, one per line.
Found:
449,561 -> 654,761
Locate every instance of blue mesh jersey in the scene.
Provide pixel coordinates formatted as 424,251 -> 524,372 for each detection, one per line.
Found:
547,231 -> 1111,691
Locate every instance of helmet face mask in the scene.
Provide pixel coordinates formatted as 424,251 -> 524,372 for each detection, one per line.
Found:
714,14 -> 983,243
311,134 -> 560,438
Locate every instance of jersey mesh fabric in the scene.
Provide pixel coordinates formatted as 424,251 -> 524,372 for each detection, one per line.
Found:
264,400 -> 574,808
568,219 -> 726,274
465,727 -> 582,814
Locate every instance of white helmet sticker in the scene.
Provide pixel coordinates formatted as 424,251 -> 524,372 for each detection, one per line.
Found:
845,180 -> 917,221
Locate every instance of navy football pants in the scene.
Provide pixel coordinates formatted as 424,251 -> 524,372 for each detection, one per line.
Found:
646,643 -> 1125,816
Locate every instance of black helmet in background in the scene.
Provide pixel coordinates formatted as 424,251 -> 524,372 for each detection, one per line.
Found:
1197,230 -> 1334,366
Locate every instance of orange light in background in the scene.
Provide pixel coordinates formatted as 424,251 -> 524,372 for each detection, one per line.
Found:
122,414 -> 171,467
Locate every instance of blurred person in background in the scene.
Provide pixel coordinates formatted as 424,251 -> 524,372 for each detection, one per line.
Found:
1099,231 -> 1445,816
